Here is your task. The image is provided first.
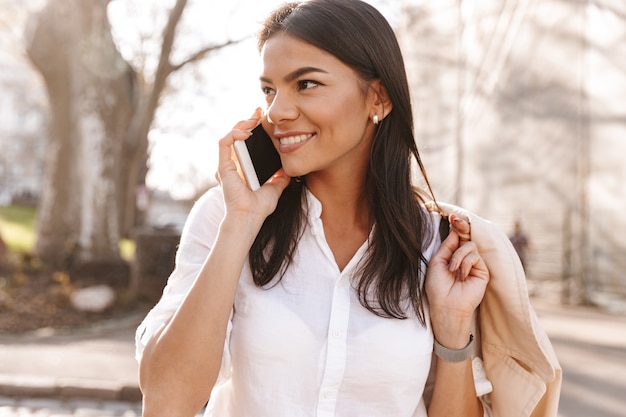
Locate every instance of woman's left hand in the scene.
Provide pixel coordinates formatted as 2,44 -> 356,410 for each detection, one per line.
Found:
425,214 -> 489,348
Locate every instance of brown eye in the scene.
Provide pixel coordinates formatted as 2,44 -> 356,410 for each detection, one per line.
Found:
297,80 -> 319,90
261,86 -> 275,97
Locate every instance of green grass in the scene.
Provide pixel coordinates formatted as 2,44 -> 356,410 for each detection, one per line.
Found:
0,205 -> 37,253
0,205 -> 136,261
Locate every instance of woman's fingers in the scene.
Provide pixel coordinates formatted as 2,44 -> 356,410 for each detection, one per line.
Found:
435,213 -> 471,263
234,108 -> 262,130
447,240 -> 489,283
217,129 -> 251,187
449,214 -> 471,242
456,251 -> 482,281
215,109 -> 290,218
217,110 -> 263,184
448,241 -> 475,270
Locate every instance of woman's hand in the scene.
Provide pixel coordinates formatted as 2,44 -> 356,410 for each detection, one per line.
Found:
217,109 -> 290,221
425,214 -> 489,348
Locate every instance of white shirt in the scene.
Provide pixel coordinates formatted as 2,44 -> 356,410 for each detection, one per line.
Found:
136,187 -> 492,417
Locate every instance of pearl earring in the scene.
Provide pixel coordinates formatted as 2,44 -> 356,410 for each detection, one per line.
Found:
373,114 -> 379,125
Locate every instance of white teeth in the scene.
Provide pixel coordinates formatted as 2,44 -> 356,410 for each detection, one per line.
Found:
279,133 -> 312,145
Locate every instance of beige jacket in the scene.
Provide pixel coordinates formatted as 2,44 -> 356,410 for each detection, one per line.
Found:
436,203 -> 562,417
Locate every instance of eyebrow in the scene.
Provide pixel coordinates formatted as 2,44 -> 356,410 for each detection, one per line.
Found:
260,66 -> 329,84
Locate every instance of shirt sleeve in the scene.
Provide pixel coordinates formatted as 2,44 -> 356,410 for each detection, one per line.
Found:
473,356 -> 494,416
135,187 -> 226,361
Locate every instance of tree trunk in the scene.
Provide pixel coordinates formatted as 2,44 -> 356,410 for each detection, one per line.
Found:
25,0 -> 238,268
26,22 -> 80,266
26,0 -> 136,268
119,0 -> 189,237
119,90 -> 150,238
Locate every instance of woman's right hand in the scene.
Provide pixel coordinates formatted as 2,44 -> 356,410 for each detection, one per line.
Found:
217,109 -> 290,222
139,109 -> 288,416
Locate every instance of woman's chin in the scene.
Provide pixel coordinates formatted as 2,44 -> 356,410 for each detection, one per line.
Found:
282,166 -> 308,179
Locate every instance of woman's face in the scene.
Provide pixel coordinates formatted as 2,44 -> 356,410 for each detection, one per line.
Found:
260,33 -> 377,180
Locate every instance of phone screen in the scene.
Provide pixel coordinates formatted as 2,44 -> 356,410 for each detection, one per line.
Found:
234,123 -> 282,190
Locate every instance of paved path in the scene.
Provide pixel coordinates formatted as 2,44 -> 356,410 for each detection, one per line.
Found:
535,302 -> 626,417
0,301 -> 624,416
0,313 -> 142,403
0,396 -> 205,416
0,396 -> 143,416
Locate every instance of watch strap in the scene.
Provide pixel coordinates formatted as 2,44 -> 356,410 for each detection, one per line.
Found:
433,333 -> 474,362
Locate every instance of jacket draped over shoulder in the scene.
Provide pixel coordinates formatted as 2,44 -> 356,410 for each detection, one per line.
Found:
435,203 -> 562,417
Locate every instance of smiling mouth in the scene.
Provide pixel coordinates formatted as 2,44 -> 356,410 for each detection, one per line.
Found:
279,133 -> 314,145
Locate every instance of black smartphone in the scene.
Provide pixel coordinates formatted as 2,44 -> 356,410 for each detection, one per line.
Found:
233,123 -> 282,190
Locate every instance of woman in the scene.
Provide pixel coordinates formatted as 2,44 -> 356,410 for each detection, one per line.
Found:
137,1 -> 505,416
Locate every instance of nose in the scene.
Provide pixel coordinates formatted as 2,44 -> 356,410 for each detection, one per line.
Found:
266,90 -> 298,125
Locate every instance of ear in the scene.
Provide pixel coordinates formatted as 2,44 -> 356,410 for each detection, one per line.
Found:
368,79 -> 393,122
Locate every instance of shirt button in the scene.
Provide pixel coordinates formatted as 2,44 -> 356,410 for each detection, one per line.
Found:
323,390 -> 332,399
332,330 -> 341,338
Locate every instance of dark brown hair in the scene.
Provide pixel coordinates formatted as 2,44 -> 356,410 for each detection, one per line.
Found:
251,0 -> 436,323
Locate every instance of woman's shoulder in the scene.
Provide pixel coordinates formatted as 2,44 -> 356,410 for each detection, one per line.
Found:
190,186 -> 225,217
178,186 -> 225,238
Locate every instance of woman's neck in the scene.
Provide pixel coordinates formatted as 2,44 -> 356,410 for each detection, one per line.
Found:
305,174 -> 372,271
306,171 -> 370,229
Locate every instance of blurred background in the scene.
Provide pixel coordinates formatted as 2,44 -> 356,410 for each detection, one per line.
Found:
1,0 -> 624,309
0,0 -> 625,416
400,0 -> 626,310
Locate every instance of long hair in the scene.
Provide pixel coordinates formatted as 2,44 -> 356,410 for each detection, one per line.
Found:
251,0 -> 436,323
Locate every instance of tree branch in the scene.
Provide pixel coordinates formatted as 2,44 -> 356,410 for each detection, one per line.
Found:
170,36 -> 250,74
149,0 -> 187,114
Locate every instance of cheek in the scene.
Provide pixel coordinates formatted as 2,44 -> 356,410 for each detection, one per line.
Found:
314,92 -> 369,134
326,98 -> 371,144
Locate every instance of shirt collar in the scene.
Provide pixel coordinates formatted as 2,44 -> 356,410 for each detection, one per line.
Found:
304,187 -> 323,220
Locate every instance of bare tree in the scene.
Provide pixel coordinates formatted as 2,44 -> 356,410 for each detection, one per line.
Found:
116,0 -> 241,235
26,0 -> 134,267
25,0 -> 242,270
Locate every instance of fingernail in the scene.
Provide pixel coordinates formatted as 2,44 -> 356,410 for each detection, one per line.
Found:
249,107 -> 262,120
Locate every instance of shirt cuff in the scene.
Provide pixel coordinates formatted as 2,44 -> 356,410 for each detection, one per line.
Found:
472,356 -> 494,416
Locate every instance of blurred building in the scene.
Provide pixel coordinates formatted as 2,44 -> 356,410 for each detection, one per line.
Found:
399,0 -> 626,305
0,49 -> 47,205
